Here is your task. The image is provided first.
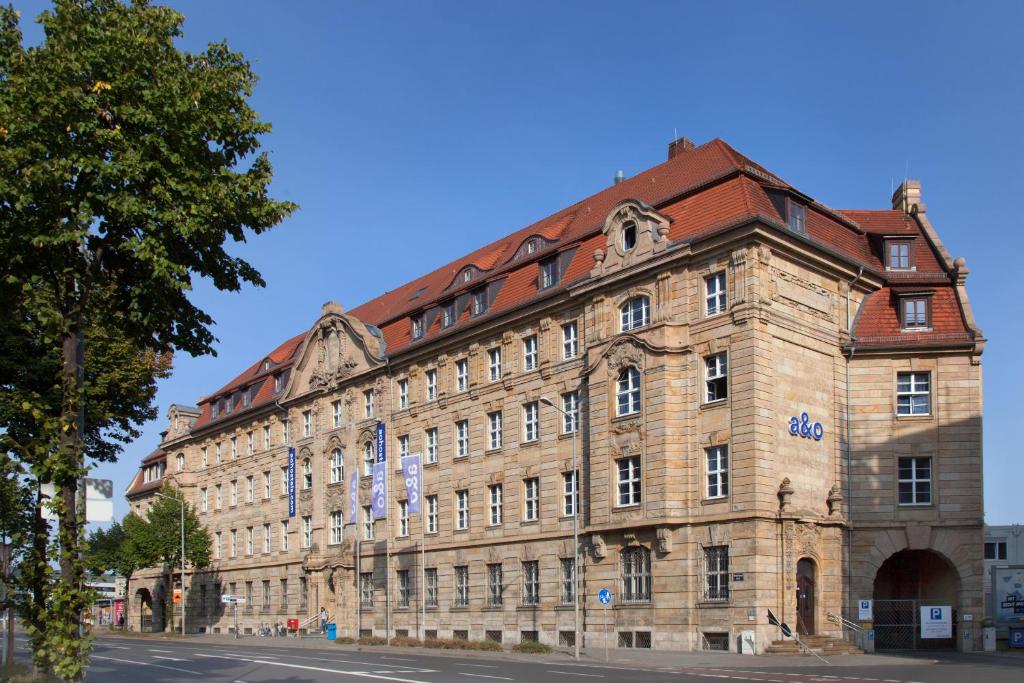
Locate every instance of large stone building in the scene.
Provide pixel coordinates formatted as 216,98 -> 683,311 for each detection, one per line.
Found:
125,137 -> 984,652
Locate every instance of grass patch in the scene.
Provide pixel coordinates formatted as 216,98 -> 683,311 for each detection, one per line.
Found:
357,635 -> 388,646
512,641 -> 552,654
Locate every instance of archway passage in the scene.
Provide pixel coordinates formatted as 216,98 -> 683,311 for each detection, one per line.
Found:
872,549 -> 960,650
135,587 -> 153,633
796,558 -> 816,635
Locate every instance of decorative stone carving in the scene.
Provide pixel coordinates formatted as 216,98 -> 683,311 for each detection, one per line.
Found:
591,199 -> 671,277
606,340 -> 645,374
656,527 -> 673,554
778,478 -> 794,512
827,483 -> 844,516
309,318 -> 359,392
797,523 -> 820,557
591,534 -> 607,560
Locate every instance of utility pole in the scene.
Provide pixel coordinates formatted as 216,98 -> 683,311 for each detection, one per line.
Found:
154,492 -> 186,637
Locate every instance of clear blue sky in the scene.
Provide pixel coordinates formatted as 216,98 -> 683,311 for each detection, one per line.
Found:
15,1 -> 1024,525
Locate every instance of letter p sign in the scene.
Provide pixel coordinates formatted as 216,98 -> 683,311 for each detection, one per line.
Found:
930,608 -> 943,620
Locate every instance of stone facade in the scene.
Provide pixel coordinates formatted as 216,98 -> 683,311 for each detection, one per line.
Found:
125,140 -> 984,652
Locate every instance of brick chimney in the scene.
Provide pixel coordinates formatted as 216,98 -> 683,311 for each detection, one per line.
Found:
667,136 -> 695,160
891,179 -> 923,214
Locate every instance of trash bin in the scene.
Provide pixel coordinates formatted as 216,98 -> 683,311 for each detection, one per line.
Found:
1009,626 -> 1024,649
983,626 -> 997,652
326,623 -> 337,641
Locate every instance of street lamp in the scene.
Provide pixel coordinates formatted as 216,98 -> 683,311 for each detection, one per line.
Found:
153,491 -> 186,638
539,395 -> 580,660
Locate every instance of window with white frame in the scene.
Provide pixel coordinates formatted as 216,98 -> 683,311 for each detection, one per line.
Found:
620,295 -> 650,331
425,427 -> 438,463
617,456 -> 641,506
280,578 -> 288,609
303,410 -> 312,437
523,402 -> 539,442
562,471 -> 578,517
398,379 -> 409,409
561,558 -> 576,603
215,442 -> 222,464
230,479 -> 238,506
214,531 -> 221,559
231,436 -> 237,458
411,315 -> 424,340
488,347 -> 502,381
263,523 -> 271,553
455,489 -> 469,530
617,367 -> 641,416
425,568 -> 438,607
301,515 -> 312,548
263,425 -> 271,449
472,288 -> 488,316
363,442 -> 374,476
215,484 -> 222,509
332,400 -> 342,428
621,546 -> 651,603
280,466 -> 287,494
176,453 -> 185,472
398,434 -> 409,458
426,369 -> 437,400
523,335 -> 538,371
202,447 -> 208,468
280,519 -> 289,551
706,446 -> 728,499
301,459 -> 312,490
704,546 -> 729,601
330,449 -> 343,484
246,475 -> 254,502
282,419 -> 290,444
487,563 -> 503,606
455,420 -> 469,457
230,529 -> 237,557
398,500 -> 409,537
562,390 -> 579,432
397,569 -> 410,607
522,560 -> 540,605
456,359 -> 469,392
454,565 -> 470,607
523,478 -> 539,521
488,411 -> 502,449
705,272 -> 727,316
362,505 -> 374,540
489,484 -> 503,525
263,470 -> 271,498
540,258 -> 558,289
200,487 -> 208,513
985,541 -> 1008,561
898,457 -> 932,505
246,527 -> 254,555
360,572 -> 374,607
247,431 -> 254,455
562,321 -> 578,359
364,389 -> 374,418
896,372 -> 930,415
442,302 -> 455,328
329,511 -> 343,545
274,373 -> 283,393
426,494 -> 438,533
705,352 -> 728,402
622,221 -> 637,251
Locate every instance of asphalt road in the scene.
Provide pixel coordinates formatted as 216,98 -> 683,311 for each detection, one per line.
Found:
10,633 -> 1024,682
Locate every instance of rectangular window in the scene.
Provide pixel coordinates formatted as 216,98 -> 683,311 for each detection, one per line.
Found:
280,466 -> 288,494
489,484 -> 503,525
563,471 -> 578,517
523,478 -> 539,522
246,475 -> 254,502
455,420 -> 469,457
426,369 -> 437,401
562,321 -> 578,359
425,568 -> 438,607
274,373 -> 283,393
364,389 -> 374,418
456,359 -> 469,392
411,315 -> 424,340
621,547 -> 651,603
280,520 -> 289,551
617,456 -> 641,506
540,258 -> 558,289
426,495 -> 438,534
215,442 -> 222,464
705,272 -> 727,316
399,434 -> 410,458
521,561 -> 539,606
398,500 -> 409,537
898,456 -> 932,505
487,564 -> 503,606
360,573 -> 374,607
332,400 -> 342,428
245,581 -> 253,606
246,527 -> 253,555
397,570 -> 410,607
263,523 -> 271,553
263,425 -> 271,449
363,505 -> 374,540
523,402 -> 539,442
901,297 -> 931,329
887,240 -> 913,270
704,546 -> 730,602
454,566 -> 470,607
302,515 -> 313,548
488,347 -> 502,381
363,442 -> 374,476
472,288 -> 488,316
282,419 -> 290,445
442,302 -> 455,328
214,531 -> 221,559
523,335 -> 538,371
302,459 -> 312,490
560,558 -> 576,604
330,511 -> 343,545
202,447 -> 208,468
230,529 -> 237,557
488,411 -> 502,449
231,436 -> 237,459
398,379 -> 409,409
300,576 -> 308,610
230,480 -> 238,506
263,470 -> 271,499
247,431 -> 254,455
562,391 -> 579,433
200,487 -> 208,513
330,451 -> 343,484
985,541 -> 1008,561
706,446 -> 729,499
455,489 -> 469,530
787,201 -> 806,234
705,352 -> 728,402
896,372 -> 931,415
425,428 -> 438,464
280,579 -> 288,609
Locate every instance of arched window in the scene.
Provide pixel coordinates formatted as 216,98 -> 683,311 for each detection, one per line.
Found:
617,368 -> 641,416
176,453 -> 185,472
621,546 -> 651,603
330,448 -> 344,484
363,442 -> 374,476
302,458 -> 312,490
620,295 -> 650,331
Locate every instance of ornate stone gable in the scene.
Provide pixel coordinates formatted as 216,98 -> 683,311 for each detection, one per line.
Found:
288,301 -> 387,397
591,199 -> 671,278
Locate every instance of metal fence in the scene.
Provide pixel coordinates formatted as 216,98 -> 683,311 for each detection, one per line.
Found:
873,599 -> 956,650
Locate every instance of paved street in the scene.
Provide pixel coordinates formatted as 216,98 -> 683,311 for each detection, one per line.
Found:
9,631 -> 1024,683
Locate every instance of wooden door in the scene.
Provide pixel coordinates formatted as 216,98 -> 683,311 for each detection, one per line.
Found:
796,558 -> 816,635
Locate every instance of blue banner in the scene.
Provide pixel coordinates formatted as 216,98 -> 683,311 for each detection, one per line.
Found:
348,471 -> 359,525
375,422 -> 386,463
371,460 -> 387,519
401,454 -> 421,513
287,447 -> 296,518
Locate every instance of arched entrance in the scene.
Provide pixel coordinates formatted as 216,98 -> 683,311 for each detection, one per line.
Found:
872,549 -> 960,650
796,558 -> 817,635
135,587 -> 153,632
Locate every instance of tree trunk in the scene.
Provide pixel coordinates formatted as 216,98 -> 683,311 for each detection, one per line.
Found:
57,326 -> 84,633
29,485 -> 51,674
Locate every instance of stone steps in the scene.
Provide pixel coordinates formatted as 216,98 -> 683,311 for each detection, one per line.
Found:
764,635 -> 863,656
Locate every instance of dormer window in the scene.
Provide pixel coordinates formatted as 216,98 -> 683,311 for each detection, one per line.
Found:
622,222 -> 637,252
262,359 -> 270,372
886,240 -> 914,271
787,201 -> 806,234
540,258 -> 558,289
411,315 -> 425,340
463,269 -> 473,283
441,302 -> 455,328
900,294 -> 932,330
472,288 -> 488,316
527,239 -> 536,254
242,388 -> 251,408
211,402 -> 219,419
273,373 -> 283,393
223,398 -> 232,415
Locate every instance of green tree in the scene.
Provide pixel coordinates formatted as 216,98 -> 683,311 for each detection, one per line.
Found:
0,1 -> 294,678
84,513 -> 153,621
141,485 -> 210,633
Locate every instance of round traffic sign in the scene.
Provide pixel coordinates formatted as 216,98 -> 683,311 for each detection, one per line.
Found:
598,588 -> 612,605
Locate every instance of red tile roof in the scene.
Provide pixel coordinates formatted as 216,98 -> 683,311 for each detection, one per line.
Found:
851,287 -> 972,348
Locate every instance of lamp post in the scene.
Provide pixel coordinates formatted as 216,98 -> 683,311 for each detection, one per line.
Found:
540,395 -> 580,660
154,491 -> 186,637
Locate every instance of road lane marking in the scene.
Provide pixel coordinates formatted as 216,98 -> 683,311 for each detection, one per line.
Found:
459,675 -> 514,681
381,656 -> 416,661
153,655 -> 188,662
93,654 -> 201,675
148,648 -> 174,653
194,653 -> 435,682
547,672 -> 604,677
457,664 -> 499,668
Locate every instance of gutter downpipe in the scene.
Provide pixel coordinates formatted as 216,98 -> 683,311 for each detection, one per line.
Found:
844,266 -> 863,624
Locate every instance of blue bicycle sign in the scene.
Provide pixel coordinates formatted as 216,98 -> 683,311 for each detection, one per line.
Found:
598,588 -> 612,605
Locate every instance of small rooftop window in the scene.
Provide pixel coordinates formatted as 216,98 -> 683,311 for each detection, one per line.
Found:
788,201 -> 806,234
409,286 -> 428,301
411,315 -> 425,340
622,222 -> 637,252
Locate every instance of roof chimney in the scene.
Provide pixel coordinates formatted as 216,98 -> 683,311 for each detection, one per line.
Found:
891,179 -> 923,214
614,170 -> 625,185
667,136 -> 695,160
